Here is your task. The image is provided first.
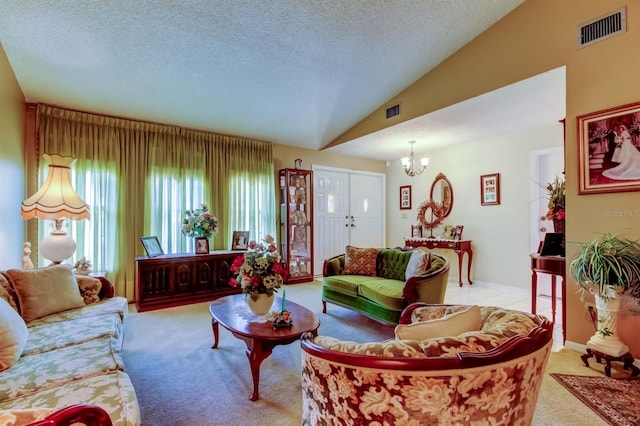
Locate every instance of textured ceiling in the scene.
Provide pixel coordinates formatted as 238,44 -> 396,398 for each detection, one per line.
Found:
0,0 -> 560,162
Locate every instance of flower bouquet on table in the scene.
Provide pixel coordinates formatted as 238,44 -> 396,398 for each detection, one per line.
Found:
182,203 -> 218,238
545,175 -> 566,222
229,235 -> 288,301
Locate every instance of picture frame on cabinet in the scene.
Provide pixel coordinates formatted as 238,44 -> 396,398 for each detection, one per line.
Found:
195,237 -> 209,254
453,225 -> 464,241
140,236 -> 164,258
400,185 -> 412,210
480,173 -> 500,206
577,101 -> 640,194
411,225 -> 422,238
231,231 -> 250,250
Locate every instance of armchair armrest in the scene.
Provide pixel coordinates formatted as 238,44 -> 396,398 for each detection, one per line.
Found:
322,254 -> 345,277
402,260 -> 450,305
26,404 -> 112,426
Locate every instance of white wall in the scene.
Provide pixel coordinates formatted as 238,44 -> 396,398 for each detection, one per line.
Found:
387,122 -> 563,289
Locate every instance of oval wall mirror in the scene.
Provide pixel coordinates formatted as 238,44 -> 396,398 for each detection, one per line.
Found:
429,173 -> 454,218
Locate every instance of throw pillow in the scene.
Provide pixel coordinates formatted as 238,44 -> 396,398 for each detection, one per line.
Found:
405,248 -> 432,280
394,305 -> 482,341
0,297 -> 28,371
4,265 -> 85,323
342,246 -> 378,276
0,274 -> 19,313
76,276 -> 102,304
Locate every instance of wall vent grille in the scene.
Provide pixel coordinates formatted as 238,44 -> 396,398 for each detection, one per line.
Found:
578,7 -> 626,48
386,103 -> 400,119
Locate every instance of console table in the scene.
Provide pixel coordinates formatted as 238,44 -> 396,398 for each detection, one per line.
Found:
135,250 -> 244,312
404,238 -> 473,286
530,253 -> 566,344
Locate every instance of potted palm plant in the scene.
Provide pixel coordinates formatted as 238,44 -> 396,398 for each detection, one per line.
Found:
569,233 -> 640,357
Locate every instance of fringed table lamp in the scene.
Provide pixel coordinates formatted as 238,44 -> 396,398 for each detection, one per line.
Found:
21,154 -> 90,264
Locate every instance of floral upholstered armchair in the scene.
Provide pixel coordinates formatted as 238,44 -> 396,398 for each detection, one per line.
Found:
300,304 -> 553,425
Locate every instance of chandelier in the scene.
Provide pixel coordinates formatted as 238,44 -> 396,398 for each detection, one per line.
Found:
401,140 -> 429,177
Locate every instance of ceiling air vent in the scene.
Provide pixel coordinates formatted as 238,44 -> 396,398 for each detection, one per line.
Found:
386,103 -> 400,119
578,7 -> 626,48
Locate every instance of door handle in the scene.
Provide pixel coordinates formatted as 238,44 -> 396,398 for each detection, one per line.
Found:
540,227 -> 547,232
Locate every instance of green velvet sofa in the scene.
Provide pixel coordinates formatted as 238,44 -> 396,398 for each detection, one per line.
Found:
321,248 -> 450,324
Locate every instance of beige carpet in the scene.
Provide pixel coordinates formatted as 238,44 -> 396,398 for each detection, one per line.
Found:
122,282 -> 620,426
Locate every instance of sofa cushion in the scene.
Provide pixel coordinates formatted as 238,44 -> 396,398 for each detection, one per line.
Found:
0,336 -> 124,402
0,371 -> 141,426
323,276 -> 360,296
405,248 -> 432,280
25,296 -> 129,327
4,265 -> 85,323
76,276 -> 102,304
357,278 -> 405,311
342,246 -> 377,276
0,299 -> 28,371
394,305 -> 481,340
23,313 -> 123,356
377,248 -> 412,281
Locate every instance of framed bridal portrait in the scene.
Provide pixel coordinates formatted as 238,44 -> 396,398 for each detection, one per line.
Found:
480,173 -> 500,206
577,101 -> 640,194
232,231 -> 250,250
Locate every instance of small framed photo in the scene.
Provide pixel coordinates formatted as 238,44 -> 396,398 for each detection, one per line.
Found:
453,225 -> 464,241
480,173 -> 500,206
232,231 -> 250,250
400,185 -> 412,210
411,225 -> 422,238
140,236 -> 164,258
195,237 -> 209,254
577,101 -> 640,194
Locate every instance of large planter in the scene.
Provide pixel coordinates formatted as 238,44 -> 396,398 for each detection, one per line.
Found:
247,293 -> 274,316
586,289 -> 629,357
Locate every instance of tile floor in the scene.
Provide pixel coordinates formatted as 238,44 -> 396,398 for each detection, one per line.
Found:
442,279 -> 565,351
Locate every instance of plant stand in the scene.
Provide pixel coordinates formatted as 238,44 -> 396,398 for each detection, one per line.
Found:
581,348 -> 640,377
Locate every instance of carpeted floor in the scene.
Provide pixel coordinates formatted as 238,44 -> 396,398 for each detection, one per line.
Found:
121,282 -> 629,425
551,374 -> 640,426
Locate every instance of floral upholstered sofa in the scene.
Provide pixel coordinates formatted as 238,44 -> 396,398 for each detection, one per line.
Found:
0,265 -> 140,426
322,246 -> 450,324
301,303 -> 553,425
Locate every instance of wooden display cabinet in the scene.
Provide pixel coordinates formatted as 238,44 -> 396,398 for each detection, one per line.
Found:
135,251 -> 243,311
279,168 -> 314,283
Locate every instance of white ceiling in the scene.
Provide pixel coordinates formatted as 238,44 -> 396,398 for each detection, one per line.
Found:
0,1 -> 563,162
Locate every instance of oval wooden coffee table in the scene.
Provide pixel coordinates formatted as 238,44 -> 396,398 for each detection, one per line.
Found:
209,294 -> 320,401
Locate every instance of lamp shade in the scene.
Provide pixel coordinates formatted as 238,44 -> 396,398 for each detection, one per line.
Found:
21,154 -> 90,221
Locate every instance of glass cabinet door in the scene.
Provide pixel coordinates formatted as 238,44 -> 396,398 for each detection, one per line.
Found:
279,168 -> 313,283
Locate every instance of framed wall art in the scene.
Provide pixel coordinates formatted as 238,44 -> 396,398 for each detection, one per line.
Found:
195,237 -> 209,254
480,173 -> 500,206
400,185 -> 412,210
140,236 -> 164,258
577,101 -> 640,194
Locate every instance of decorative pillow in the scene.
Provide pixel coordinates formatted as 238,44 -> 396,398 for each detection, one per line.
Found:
0,298 -> 28,371
76,276 -> 102,304
0,274 -> 19,313
394,305 -> 482,341
342,246 -> 378,276
405,248 -> 432,280
4,265 -> 85,323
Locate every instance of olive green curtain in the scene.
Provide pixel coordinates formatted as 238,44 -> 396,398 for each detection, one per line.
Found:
36,104 -> 274,299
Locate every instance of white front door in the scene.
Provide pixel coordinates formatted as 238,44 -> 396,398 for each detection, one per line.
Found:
313,166 -> 385,277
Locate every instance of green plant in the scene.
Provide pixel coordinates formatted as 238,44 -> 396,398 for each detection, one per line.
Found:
570,233 -> 640,302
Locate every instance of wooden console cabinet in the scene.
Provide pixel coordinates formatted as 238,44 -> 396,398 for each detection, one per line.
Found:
135,251 -> 244,312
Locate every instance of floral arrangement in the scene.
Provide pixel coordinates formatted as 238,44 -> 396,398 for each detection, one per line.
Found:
73,256 -> 92,274
229,235 -> 288,300
182,203 -> 218,238
545,175 -> 565,221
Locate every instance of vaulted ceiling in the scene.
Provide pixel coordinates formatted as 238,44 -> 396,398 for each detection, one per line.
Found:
0,1 -> 564,161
